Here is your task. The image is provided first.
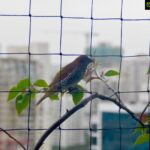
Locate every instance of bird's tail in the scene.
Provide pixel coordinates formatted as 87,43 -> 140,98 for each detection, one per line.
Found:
36,85 -> 55,106
36,89 -> 55,106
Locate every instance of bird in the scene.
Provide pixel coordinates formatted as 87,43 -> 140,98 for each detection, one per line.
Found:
36,55 -> 93,105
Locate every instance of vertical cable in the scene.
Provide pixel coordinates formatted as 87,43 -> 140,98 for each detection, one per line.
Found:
89,0 -> 94,149
58,0 -> 63,149
117,0 -> 124,149
26,0 -> 32,149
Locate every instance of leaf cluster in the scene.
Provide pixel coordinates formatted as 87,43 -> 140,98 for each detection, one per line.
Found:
7,79 -> 85,115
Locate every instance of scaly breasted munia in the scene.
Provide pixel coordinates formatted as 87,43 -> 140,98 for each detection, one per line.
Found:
36,55 -> 93,105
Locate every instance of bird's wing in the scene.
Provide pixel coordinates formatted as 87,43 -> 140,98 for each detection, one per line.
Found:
36,63 -> 76,106
36,63 -> 76,105
50,61 -> 76,87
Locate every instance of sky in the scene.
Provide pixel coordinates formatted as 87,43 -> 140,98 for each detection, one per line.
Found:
0,0 -> 150,63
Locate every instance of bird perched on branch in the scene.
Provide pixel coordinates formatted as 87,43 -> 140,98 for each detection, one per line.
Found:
36,55 -> 93,105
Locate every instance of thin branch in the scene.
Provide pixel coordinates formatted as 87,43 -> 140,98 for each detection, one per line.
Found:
34,92 -> 145,150
0,128 -> 26,150
94,69 -> 149,125
94,69 -> 124,105
33,93 -> 97,150
96,94 -> 144,126
140,101 -> 150,120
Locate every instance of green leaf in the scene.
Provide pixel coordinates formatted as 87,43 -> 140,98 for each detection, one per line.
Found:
134,134 -> 150,145
71,85 -> 84,105
104,70 -> 119,77
49,93 -> 59,100
7,86 -> 20,101
72,92 -> 84,105
17,78 -> 30,90
15,93 -> 30,115
33,79 -> 48,87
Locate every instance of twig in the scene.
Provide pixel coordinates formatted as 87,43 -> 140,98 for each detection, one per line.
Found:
94,69 -> 150,125
140,101 -> 150,120
94,69 -> 124,104
33,93 -> 97,150
34,92 -> 145,150
96,94 -> 144,126
0,128 -> 26,150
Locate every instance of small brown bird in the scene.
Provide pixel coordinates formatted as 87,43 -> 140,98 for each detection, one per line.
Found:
36,55 -> 93,105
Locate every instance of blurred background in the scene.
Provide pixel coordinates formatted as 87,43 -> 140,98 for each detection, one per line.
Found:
0,0 -> 150,150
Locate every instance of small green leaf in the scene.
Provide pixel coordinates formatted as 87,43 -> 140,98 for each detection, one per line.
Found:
33,79 -> 48,87
134,134 -> 150,145
15,94 -> 30,115
71,85 -> 84,105
17,78 -> 30,90
49,93 -> 59,100
104,70 -> 119,77
7,86 -> 20,101
72,91 -> 84,105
